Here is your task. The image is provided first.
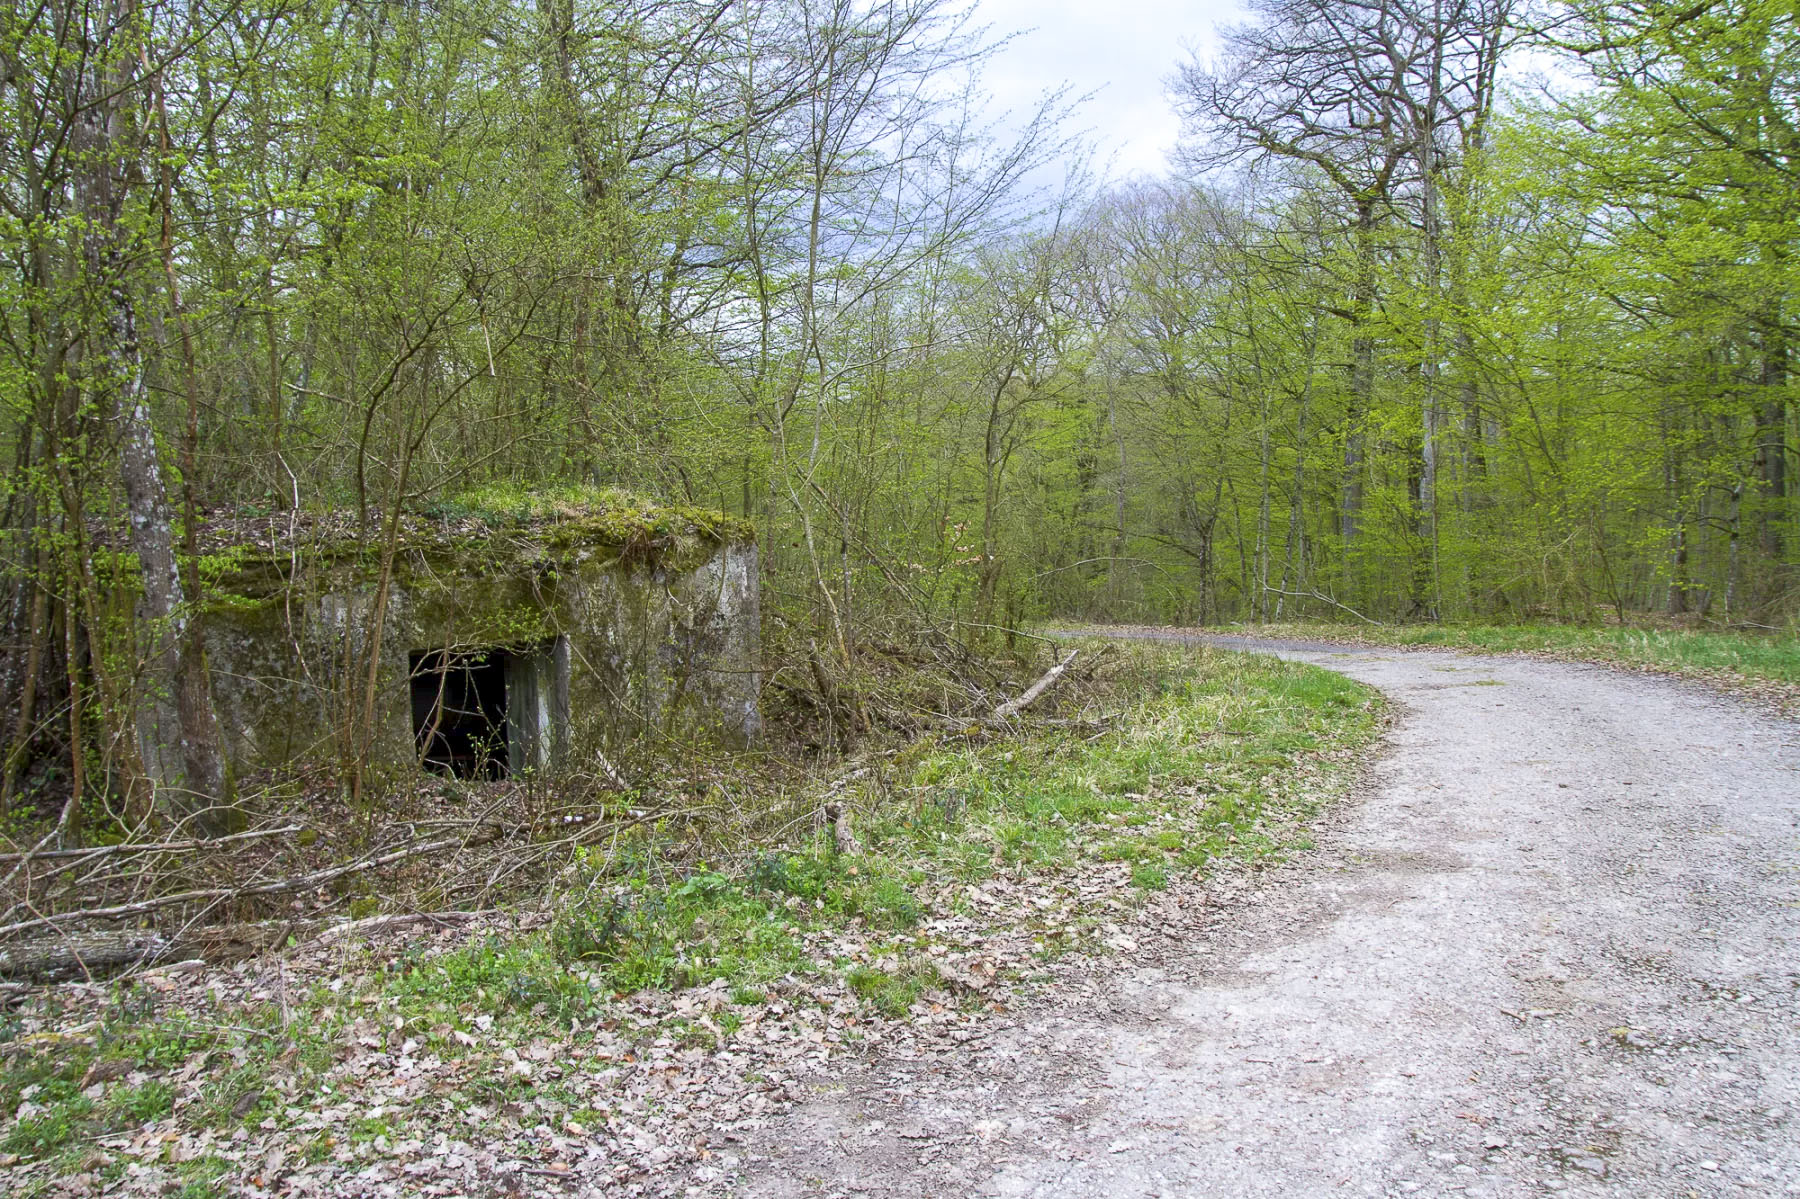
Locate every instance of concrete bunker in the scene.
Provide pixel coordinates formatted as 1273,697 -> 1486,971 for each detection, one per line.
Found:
178,493 -> 759,791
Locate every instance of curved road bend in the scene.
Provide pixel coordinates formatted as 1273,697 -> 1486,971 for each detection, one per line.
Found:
736,636 -> 1800,1198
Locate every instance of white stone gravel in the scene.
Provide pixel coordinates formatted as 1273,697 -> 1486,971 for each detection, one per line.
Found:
731,639 -> 1800,1199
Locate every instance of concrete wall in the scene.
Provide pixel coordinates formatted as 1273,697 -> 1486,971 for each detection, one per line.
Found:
200,532 -> 759,786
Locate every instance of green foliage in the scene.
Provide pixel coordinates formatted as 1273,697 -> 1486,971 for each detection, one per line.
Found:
1240,621 -> 1800,691
6,0 -> 1796,836
393,933 -> 599,1021
1130,862 -> 1170,891
1,1089 -> 93,1157
0,994 -> 280,1166
111,1079 -> 175,1125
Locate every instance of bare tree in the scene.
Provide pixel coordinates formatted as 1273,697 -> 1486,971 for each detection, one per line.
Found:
1174,0 -> 1511,610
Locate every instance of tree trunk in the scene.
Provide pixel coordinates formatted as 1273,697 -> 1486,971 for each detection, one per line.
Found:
1342,202 -> 1375,550
1756,329 -> 1788,561
72,13 -> 229,830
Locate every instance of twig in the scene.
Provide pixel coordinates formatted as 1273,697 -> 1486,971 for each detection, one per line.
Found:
956,621 -> 1059,646
0,826 -> 506,939
0,791 -> 82,892
592,749 -> 631,791
0,824 -> 305,866
1260,586 -> 1384,626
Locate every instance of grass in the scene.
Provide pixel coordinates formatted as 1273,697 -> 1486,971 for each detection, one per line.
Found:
372,641 -> 1380,1024
397,641 -> 1378,1017
0,640 -> 1380,1180
844,961 -> 940,1017
1219,621 -> 1800,697
0,1000 -> 274,1177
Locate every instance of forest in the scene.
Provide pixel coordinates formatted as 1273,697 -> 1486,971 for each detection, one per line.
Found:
0,0 -> 1795,825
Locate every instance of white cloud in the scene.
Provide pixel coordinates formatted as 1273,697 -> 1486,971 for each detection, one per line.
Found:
970,0 -> 1247,181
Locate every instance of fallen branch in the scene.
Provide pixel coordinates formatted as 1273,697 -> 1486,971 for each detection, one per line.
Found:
825,766 -> 873,792
0,931 -> 169,981
0,824 -> 305,866
992,650 -> 1078,721
0,824 -> 506,941
310,908 -> 496,947
1260,585 -> 1384,626
592,750 -> 632,792
0,919 -> 307,982
823,802 -> 860,857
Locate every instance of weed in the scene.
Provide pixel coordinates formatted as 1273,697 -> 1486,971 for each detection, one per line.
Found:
1130,863 -> 1170,890
845,961 -> 938,1018
172,1155 -> 231,1199
2,1097 -> 92,1157
111,1079 -> 175,1125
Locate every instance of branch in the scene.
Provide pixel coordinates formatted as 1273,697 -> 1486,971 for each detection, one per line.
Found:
992,650 -> 1079,721
0,826 -> 506,940
1260,586 -> 1385,626
0,824 -> 304,866
310,909 -> 497,947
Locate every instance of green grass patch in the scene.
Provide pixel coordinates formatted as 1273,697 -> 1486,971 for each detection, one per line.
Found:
845,961 -> 939,1018
1228,621 -> 1800,692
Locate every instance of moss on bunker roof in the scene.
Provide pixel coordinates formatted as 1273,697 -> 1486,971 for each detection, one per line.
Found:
194,487 -> 753,563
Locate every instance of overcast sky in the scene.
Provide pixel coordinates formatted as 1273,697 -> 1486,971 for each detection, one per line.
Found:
970,0 -> 1249,181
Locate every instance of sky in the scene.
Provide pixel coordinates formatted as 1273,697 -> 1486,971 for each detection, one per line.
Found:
969,0 -> 1249,182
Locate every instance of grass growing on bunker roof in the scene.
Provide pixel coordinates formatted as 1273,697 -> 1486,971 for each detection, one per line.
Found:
186,484 -> 754,573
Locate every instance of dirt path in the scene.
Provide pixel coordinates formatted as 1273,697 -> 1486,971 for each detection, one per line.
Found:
731,638 -> 1800,1198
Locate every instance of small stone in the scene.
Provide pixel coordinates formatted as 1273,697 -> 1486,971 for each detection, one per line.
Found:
1698,1161 -> 1720,1172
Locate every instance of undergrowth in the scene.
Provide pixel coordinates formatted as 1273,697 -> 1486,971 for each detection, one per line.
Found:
0,642 -> 1380,1181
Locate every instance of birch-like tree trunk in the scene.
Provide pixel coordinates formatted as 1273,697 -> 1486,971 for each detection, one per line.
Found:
71,1 -> 229,828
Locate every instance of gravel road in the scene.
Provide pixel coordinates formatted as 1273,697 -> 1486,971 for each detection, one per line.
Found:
734,639 -> 1800,1198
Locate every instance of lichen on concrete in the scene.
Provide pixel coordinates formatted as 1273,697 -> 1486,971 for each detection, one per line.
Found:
197,489 -> 759,786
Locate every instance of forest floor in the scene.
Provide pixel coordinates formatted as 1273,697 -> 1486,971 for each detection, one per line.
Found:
8,635 -> 1796,1197
732,635 -> 1800,1198
1,641 -> 1382,1198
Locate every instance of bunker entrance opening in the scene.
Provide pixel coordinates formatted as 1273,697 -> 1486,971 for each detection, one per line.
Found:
409,639 -> 567,780
410,649 -> 508,778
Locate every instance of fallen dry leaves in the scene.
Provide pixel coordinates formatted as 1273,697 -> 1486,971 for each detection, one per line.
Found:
1,815 -> 1341,1199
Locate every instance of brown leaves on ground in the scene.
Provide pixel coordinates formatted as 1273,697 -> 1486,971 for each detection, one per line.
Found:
0,839 -> 1308,1199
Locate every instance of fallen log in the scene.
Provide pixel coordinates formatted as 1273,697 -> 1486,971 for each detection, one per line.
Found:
0,930 -> 169,981
0,919 -> 307,982
0,906 -> 509,982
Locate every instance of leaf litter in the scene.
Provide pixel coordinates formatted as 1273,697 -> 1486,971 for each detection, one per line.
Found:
0,644 -> 1380,1198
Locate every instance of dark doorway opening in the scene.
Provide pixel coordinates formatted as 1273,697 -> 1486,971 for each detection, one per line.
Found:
410,649 -> 509,779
